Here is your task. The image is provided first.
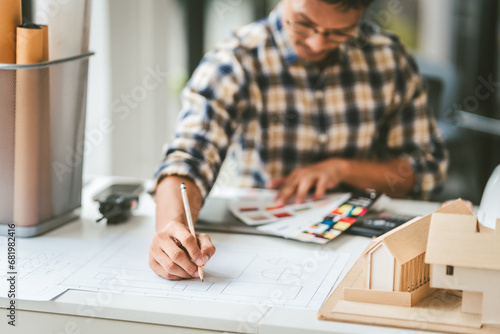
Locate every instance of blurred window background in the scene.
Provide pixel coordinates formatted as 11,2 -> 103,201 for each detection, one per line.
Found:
85,0 -> 500,204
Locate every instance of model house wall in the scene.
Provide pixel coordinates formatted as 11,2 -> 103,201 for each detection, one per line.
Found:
344,215 -> 434,307
426,211 -> 500,326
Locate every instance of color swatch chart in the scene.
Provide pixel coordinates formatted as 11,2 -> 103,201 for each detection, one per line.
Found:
228,195 -> 344,226
296,193 -> 379,244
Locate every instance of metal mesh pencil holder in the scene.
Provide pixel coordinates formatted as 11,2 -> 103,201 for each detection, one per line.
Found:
0,52 -> 94,237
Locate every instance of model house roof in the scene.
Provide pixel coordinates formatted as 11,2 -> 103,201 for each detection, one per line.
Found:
426,211 -> 500,271
365,199 -> 476,264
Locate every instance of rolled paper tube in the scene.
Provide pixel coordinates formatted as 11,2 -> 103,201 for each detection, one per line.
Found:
0,0 -> 21,224
0,0 -> 22,64
41,25 -> 49,61
16,24 -> 44,65
39,24 -> 53,221
14,24 -> 45,227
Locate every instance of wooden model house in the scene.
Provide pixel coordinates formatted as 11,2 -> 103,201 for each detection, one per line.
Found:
426,210 -> 500,326
343,199 -> 472,307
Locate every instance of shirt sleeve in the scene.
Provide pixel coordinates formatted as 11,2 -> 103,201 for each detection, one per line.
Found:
151,47 -> 247,199
380,39 -> 449,200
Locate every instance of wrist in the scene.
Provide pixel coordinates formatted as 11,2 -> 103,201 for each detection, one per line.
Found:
155,176 -> 203,231
330,158 -> 350,181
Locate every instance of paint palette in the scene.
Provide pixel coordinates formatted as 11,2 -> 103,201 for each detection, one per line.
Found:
228,197 -> 339,226
294,192 -> 379,244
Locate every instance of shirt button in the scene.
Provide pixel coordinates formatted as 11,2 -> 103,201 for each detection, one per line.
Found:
318,133 -> 328,144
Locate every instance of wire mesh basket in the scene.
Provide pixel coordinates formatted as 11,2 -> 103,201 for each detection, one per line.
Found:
0,52 -> 94,237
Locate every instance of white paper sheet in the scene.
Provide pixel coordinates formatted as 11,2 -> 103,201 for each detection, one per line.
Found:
0,236 -> 105,300
0,236 -> 349,310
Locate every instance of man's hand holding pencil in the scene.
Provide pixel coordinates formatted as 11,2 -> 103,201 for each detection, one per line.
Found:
149,177 -> 216,281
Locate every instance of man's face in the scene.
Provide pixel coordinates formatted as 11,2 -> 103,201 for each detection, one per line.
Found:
282,0 -> 365,63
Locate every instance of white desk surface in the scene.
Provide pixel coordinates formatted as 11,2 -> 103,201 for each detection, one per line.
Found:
1,177 -> 442,334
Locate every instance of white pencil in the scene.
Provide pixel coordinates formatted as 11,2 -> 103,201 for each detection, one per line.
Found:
180,182 -> 204,281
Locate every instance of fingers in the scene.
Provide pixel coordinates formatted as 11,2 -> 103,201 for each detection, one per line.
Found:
314,177 -> 327,201
267,177 -> 285,189
197,233 -> 216,262
149,233 -> 196,279
275,181 -> 298,206
149,221 -> 210,281
171,224 -> 204,266
160,236 -> 200,277
148,257 -> 184,281
294,177 -> 316,204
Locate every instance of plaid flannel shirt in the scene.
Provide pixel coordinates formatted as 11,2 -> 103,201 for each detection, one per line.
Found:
154,5 -> 448,200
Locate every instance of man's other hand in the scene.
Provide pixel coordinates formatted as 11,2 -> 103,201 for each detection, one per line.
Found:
268,158 -> 348,205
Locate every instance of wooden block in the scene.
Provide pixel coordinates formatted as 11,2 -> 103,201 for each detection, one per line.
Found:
343,282 -> 434,307
410,282 -> 435,306
343,288 -> 411,307
332,294 -> 483,329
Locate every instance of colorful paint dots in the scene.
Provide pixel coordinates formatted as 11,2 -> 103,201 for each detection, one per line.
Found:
239,207 -> 258,212
333,222 -> 351,231
265,204 -> 284,211
273,212 -> 292,218
297,192 -> 379,244
246,214 -> 270,221
351,207 -> 367,216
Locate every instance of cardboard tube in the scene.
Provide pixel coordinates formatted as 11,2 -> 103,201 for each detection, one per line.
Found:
39,24 -> 53,221
0,0 -> 21,224
0,73 -> 16,224
0,0 -> 22,64
41,25 -> 49,61
16,24 -> 44,64
14,24 -> 45,227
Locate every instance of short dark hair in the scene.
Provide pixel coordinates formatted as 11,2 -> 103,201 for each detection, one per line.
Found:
318,0 -> 374,10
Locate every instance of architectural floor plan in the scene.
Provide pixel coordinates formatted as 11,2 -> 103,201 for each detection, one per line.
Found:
1,236 -> 349,310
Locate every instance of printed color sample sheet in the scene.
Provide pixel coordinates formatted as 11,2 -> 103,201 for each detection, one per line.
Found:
229,195 -> 346,226
258,192 -> 378,244
0,236 -> 349,310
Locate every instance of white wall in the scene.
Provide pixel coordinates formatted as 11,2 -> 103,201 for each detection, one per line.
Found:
84,0 -> 186,179
204,0 -> 254,51
84,0 -> 112,177
418,0 -> 454,62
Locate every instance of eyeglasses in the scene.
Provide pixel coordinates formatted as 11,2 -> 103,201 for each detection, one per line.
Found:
286,19 -> 357,44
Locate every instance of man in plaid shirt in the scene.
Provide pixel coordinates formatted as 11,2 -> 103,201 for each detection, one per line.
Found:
149,0 -> 448,280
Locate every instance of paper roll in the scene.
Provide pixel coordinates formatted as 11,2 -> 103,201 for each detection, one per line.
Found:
41,25 -> 49,61
0,0 -> 22,64
0,72 -> 16,224
0,0 -> 21,224
16,24 -> 44,64
13,24 -> 46,227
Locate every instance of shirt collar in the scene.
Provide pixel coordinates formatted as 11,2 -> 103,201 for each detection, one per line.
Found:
268,3 -> 299,66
